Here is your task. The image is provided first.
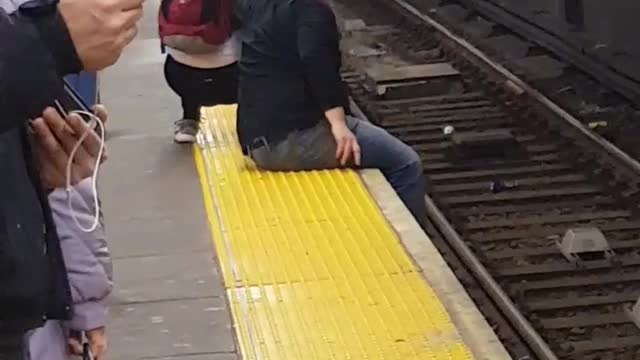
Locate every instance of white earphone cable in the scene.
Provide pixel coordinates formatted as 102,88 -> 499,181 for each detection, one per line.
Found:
63,109 -> 106,233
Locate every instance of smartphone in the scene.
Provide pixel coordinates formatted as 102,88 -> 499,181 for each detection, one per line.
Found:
56,79 -> 90,113
54,79 -> 100,134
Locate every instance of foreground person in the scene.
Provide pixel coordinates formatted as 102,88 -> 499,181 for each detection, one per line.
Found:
0,0 -> 141,355
25,106 -> 112,360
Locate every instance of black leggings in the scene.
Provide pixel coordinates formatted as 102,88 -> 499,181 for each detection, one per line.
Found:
163,55 -> 238,121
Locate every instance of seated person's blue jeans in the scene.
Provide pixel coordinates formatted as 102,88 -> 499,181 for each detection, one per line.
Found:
248,116 -> 427,223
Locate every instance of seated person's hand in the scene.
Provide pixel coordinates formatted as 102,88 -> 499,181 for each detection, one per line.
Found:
32,105 -> 108,190
331,121 -> 361,166
325,107 -> 361,167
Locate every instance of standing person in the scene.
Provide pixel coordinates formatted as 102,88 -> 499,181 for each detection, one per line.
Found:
0,0 -> 142,357
25,105 -> 112,360
159,0 -> 240,144
234,0 -> 427,223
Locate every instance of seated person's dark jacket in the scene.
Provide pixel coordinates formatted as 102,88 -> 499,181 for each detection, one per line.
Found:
234,0 -> 350,152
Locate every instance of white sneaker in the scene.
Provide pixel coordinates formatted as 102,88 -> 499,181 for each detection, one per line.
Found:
173,119 -> 199,144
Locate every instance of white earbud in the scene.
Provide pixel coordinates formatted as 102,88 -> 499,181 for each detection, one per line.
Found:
54,101 -> 106,233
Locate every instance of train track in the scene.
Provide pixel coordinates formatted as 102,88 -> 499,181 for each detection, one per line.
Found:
432,0 -> 640,105
332,0 -> 640,359
354,0 -> 640,165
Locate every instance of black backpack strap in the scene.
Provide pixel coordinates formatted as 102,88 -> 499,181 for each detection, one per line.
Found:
159,0 -> 173,20
158,0 -> 170,54
231,5 -> 241,31
200,0 -> 219,23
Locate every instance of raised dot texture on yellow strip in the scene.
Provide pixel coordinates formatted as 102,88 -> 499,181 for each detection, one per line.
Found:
195,105 -> 474,360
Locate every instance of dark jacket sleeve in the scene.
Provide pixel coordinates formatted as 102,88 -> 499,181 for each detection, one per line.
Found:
295,0 -> 346,112
0,2 -> 82,133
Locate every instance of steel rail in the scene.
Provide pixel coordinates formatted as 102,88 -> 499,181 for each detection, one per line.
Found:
423,194 -> 559,360
387,0 -> 640,178
462,0 -> 640,105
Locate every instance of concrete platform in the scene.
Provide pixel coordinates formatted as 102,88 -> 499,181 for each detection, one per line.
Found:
99,0 -> 239,358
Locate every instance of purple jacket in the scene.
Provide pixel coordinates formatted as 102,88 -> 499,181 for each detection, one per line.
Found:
25,179 -> 112,360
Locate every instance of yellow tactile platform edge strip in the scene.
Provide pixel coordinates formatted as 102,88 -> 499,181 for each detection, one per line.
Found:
359,170 -> 512,360
194,105 -> 474,360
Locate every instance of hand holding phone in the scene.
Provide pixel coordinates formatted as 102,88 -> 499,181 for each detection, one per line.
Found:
69,329 -> 106,360
32,107 -> 105,189
68,330 -> 89,358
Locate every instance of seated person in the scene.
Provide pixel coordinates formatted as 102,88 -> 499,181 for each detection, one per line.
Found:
234,0 -> 427,222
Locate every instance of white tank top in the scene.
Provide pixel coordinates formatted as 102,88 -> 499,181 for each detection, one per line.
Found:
166,32 -> 240,69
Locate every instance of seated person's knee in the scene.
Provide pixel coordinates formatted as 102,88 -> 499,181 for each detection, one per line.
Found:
404,146 -> 423,175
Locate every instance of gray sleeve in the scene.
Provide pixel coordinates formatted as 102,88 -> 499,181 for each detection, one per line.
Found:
0,0 -> 26,14
48,181 -> 113,331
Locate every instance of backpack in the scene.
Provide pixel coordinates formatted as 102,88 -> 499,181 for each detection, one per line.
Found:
158,0 -> 232,54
